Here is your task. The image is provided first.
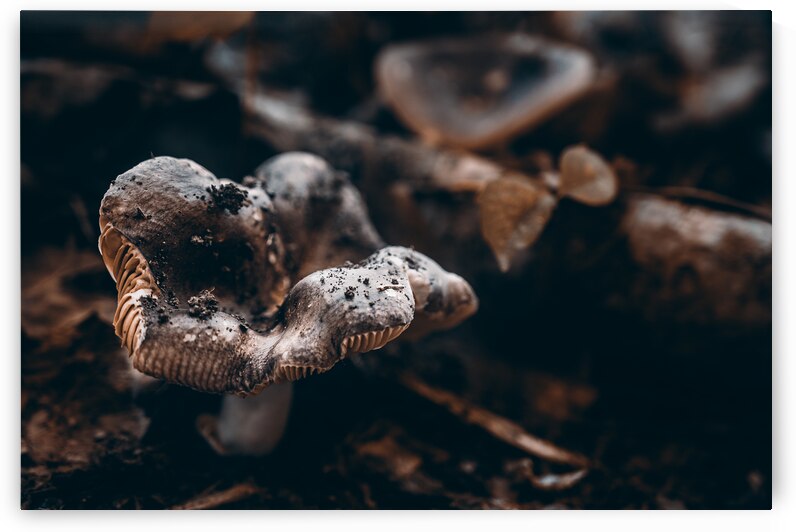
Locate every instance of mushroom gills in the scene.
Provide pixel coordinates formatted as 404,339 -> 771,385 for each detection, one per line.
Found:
99,222 -> 159,355
271,324 -> 410,385
274,364 -> 324,384
340,323 -> 410,357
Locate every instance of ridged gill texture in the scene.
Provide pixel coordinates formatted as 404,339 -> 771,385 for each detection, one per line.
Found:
340,323 -> 410,357
99,221 -> 159,356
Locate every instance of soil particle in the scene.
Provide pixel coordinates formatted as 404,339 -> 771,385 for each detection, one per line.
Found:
187,289 -> 219,320
190,231 -> 214,247
206,183 -> 248,214
140,295 -> 170,324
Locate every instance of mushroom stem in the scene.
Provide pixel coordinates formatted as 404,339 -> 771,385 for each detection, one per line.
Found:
216,382 -> 294,455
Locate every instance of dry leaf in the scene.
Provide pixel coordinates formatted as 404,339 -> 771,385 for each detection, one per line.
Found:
478,175 -> 557,272
505,458 -> 588,492
22,248 -> 117,350
559,144 -> 618,206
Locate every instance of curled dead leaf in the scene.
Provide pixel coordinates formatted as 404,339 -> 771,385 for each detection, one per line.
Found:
505,458 -> 588,492
558,144 -> 618,206
478,175 -> 557,272
376,34 -> 595,149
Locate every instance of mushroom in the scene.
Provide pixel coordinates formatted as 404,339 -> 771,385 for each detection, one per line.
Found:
98,153 -> 477,454
376,33 -> 596,149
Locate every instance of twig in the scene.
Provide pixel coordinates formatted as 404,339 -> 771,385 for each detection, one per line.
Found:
69,194 -> 95,242
398,373 -> 590,468
171,483 -> 261,510
625,185 -> 771,221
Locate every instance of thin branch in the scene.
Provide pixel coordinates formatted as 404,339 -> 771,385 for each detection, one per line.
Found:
69,194 -> 95,242
398,373 -> 590,468
625,185 -> 771,221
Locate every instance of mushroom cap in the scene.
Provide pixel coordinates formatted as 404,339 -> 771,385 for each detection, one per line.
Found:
100,156 -> 292,323
128,251 -> 418,394
374,247 -> 478,340
252,151 -> 384,277
270,256 -> 416,372
376,33 -> 596,149
97,218 -> 418,395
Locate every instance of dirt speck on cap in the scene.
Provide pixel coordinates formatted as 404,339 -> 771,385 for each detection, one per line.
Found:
207,184 -> 249,214
187,289 -> 219,320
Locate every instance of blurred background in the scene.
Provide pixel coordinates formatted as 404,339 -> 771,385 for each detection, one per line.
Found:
21,11 -> 771,509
